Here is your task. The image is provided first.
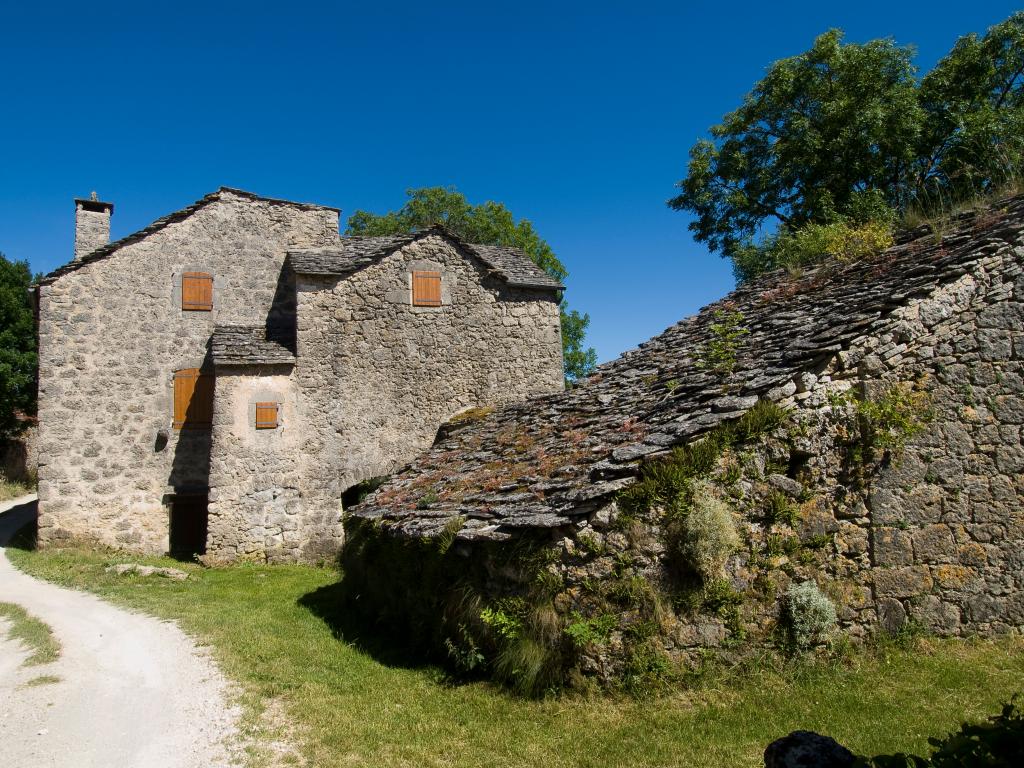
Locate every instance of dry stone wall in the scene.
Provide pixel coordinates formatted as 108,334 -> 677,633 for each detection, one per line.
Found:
347,202 -> 1024,690
36,191 -> 337,552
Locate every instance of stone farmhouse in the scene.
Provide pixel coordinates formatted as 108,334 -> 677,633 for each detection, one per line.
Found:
348,198 -> 1024,690
34,188 -> 564,561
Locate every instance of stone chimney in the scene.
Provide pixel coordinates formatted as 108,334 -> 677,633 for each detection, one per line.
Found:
74,191 -> 114,260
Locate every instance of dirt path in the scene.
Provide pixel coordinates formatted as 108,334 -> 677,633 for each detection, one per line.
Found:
0,496 -> 242,768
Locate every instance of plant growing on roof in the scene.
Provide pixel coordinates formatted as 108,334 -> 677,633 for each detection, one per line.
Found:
696,308 -> 749,375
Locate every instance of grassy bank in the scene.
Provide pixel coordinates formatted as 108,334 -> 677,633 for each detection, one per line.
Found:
8,545 -> 1023,768
0,477 -> 35,503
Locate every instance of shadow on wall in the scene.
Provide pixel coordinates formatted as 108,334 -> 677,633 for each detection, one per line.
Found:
1,424 -> 38,483
166,343 -> 214,559
267,258 -> 297,354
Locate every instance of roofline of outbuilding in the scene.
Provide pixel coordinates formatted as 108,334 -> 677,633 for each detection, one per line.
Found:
37,187 -> 340,286
288,224 -> 566,291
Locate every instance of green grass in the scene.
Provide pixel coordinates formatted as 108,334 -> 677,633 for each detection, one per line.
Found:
25,674 -> 61,687
0,476 -> 35,503
0,601 -> 60,666
8,546 -> 1024,768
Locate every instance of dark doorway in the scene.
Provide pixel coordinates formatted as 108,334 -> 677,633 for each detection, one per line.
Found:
169,494 -> 208,559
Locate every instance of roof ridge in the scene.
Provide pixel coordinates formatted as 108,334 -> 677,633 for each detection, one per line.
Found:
292,227 -> 564,290
38,187 -> 339,285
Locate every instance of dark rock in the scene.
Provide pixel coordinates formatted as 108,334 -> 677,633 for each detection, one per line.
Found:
763,731 -> 856,768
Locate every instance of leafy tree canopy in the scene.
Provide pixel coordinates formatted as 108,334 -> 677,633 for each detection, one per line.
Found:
671,13 -> 1024,279
347,187 -> 597,381
0,253 -> 37,438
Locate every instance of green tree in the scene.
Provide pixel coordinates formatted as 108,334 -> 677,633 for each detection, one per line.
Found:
671,13 -> 1024,280
347,187 -> 597,382
669,29 -> 922,263
917,12 -> 1024,200
0,253 -> 37,438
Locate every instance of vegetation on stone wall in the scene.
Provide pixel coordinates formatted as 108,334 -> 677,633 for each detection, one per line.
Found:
340,517 -> 569,696
782,581 -> 838,651
346,186 -> 597,381
834,379 -> 934,472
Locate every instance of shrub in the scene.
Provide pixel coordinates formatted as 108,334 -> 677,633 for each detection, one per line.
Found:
856,698 -> 1024,767
733,213 -> 894,281
675,481 -> 740,582
783,581 -> 837,650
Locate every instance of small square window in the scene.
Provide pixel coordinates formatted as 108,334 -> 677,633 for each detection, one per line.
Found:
255,402 -> 279,430
182,272 -> 214,311
411,270 -> 442,307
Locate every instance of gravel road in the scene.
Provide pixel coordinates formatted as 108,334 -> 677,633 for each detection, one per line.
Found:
0,495 -> 242,768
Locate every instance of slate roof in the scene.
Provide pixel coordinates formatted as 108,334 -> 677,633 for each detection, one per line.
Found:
288,225 -> 564,291
210,325 -> 296,366
351,197 -> 1024,541
38,187 -> 339,285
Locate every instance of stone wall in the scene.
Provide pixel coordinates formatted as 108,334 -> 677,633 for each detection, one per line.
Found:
612,255 -> 1015,671
36,191 -> 337,551
344,227 -> 1023,691
206,234 -> 563,561
556,254 -> 1024,680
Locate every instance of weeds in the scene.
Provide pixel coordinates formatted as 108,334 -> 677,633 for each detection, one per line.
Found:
696,307 -> 749,375
848,381 -> 933,467
564,612 -> 618,648
0,602 -> 60,666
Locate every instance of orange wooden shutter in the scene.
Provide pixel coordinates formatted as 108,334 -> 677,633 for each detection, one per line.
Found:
173,369 -> 198,429
255,402 -> 279,429
173,368 -> 214,429
412,271 -> 442,306
182,272 -> 214,311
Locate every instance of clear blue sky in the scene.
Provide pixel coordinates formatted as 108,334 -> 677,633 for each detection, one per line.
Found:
1,1 -> 1019,362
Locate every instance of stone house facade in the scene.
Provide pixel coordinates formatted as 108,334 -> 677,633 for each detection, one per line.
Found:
35,188 -> 563,561
348,198 -> 1024,690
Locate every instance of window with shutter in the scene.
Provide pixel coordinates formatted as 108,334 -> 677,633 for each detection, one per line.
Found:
411,270 -> 442,307
255,402 -> 279,430
173,368 -> 214,429
181,272 -> 214,311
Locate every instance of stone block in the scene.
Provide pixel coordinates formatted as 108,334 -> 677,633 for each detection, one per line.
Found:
912,524 -> 957,563
876,597 -> 907,633
873,566 -> 933,598
931,564 -> 977,590
872,526 -> 913,566
978,329 -> 1013,361
912,595 -> 962,634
